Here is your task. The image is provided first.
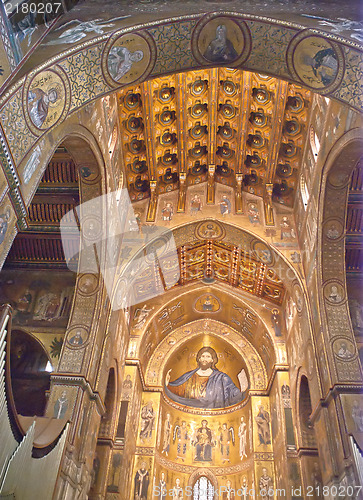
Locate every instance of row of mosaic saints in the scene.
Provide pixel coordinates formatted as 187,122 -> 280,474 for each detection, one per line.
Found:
135,466 -> 274,500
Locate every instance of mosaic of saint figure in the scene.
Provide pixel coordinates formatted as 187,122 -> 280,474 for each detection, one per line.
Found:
255,405 -> 271,445
156,472 -> 167,499
134,462 -> 149,500
203,24 -> 238,63
221,479 -> 235,499
28,87 -> 58,128
0,209 -> 10,245
238,416 -> 247,459
259,468 -> 273,499
139,401 -> 155,440
171,478 -> 183,499
219,423 -> 234,462
161,413 -> 172,455
306,48 -> 338,86
271,309 -> 282,337
173,420 -> 189,460
190,194 -> 202,215
108,46 -> 144,81
53,390 -> 68,419
165,346 -> 245,408
219,195 -> 231,215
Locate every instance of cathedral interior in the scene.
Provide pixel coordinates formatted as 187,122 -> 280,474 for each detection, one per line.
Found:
0,0 -> 362,498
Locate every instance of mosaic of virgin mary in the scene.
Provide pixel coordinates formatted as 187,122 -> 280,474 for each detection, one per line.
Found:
164,346 -> 246,409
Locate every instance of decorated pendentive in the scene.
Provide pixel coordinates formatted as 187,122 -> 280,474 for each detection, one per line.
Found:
192,15 -> 251,67
23,66 -> 70,135
287,33 -> 344,93
103,31 -> 156,87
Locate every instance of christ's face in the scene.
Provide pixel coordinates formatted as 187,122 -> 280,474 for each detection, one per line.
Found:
216,25 -> 226,42
198,351 -> 213,369
48,90 -> 57,103
131,50 -> 143,62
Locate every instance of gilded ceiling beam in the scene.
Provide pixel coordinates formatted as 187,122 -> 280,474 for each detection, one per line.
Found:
264,183 -> 274,226
230,246 -> 239,287
266,80 -> 288,182
235,71 -> 252,214
206,69 -> 218,205
208,68 -> 218,165
177,173 -> 187,213
264,80 -> 289,225
143,81 -> 158,222
146,179 -> 157,221
207,164 -> 215,204
179,246 -> 186,286
176,73 -> 187,213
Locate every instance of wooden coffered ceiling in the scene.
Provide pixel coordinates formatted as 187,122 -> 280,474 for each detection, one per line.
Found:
346,159 -> 363,275
117,68 -> 312,220
4,147 -> 79,269
131,239 -> 284,307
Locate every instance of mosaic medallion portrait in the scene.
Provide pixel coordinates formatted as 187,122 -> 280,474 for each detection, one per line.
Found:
23,67 -> 70,133
192,15 -> 251,67
287,34 -> 344,92
104,32 -> 156,87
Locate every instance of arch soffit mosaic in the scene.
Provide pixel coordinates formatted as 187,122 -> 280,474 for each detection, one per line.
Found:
0,11 -> 362,233
45,131 -> 109,384
132,281 -> 279,371
317,128 -> 363,385
145,318 -> 268,393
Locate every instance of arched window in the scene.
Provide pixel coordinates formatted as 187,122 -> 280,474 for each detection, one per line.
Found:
9,329 -> 51,416
300,174 -> 310,209
299,375 -> 316,447
310,125 -> 320,158
193,476 -> 214,500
